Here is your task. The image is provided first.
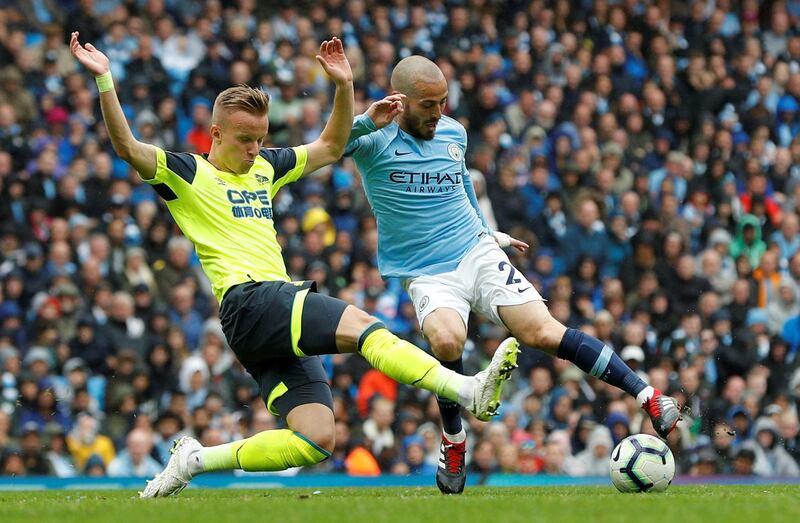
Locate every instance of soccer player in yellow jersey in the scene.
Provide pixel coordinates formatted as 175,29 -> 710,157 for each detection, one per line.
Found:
70,32 -> 519,496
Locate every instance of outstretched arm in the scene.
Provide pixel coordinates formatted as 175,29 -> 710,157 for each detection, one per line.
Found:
302,37 -> 355,176
70,31 -> 157,179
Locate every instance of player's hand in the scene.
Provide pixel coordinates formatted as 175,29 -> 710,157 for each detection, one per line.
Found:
492,231 -> 529,253
366,94 -> 405,129
70,31 -> 110,76
316,37 -> 352,86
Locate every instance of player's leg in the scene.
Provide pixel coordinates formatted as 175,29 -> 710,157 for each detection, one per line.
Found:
194,361 -> 335,473
141,282 -> 337,498
422,308 -> 468,431
421,309 -> 469,494
216,279 -> 515,418
194,408 -> 334,474
422,308 -> 468,441
471,239 -> 680,438
407,275 -> 471,494
407,278 -> 470,434
300,291 -> 518,422
334,294 -> 515,496
498,301 -> 680,438
141,360 -> 335,498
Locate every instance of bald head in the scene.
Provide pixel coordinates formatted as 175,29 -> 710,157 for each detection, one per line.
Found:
391,56 -> 445,96
391,56 -> 448,140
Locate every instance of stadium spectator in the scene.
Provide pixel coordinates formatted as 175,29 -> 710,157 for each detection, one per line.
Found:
66,413 -> 115,472
107,428 -> 162,477
362,396 -> 396,463
44,423 -> 77,477
751,417 -> 800,477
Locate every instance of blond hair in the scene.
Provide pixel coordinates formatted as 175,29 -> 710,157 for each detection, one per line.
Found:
211,85 -> 270,124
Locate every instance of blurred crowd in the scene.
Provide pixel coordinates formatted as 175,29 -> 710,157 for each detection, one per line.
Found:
1,0 -> 800,480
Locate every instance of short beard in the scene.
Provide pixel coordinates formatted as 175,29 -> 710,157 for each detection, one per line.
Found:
408,126 -> 435,140
401,115 -> 436,140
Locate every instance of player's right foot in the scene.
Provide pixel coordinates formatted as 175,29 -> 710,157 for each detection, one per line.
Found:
436,434 -> 467,494
139,436 -> 202,498
466,337 -> 519,421
641,388 -> 681,439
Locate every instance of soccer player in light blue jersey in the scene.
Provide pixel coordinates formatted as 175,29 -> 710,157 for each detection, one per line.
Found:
346,56 -> 681,494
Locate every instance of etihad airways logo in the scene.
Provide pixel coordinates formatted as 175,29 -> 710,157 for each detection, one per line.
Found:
388,171 -> 463,193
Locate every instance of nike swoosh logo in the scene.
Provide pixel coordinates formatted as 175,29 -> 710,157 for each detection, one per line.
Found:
394,150 -> 412,156
612,446 -> 621,461
517,287 -> 531,293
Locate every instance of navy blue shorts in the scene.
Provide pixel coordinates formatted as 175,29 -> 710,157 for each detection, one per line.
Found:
220,280 -> 348,416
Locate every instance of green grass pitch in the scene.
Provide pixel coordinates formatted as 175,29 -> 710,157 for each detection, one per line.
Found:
1,485 -> 798,523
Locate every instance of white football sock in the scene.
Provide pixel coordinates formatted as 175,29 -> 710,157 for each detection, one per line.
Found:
636,385 -> 655,406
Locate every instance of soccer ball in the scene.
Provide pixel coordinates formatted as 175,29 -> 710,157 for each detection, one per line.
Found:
609,434 -> 675,493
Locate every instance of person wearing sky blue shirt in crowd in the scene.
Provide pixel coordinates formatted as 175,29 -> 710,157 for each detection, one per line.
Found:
107,428 -> 162,478
345,56 -> 680,495
770,212 -> 800,263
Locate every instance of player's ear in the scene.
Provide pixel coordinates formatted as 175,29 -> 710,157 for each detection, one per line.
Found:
210,123 -> 221,143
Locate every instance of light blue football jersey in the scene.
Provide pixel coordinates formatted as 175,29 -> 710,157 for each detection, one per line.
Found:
345,114 -> 489,278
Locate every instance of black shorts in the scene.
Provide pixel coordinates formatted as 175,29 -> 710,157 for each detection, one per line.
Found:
220,280 -> 348,416
250,358 -> 333,417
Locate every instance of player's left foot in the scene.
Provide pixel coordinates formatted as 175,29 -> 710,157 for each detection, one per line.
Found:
139,436 -> 202,498
436,434 -> 467,494
640,388 -> 681,439
466,337 -> 519,421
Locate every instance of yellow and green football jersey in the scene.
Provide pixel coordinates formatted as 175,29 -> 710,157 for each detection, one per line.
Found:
142,145 -> 308,302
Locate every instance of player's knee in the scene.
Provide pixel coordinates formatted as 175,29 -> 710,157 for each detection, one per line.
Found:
338,306 -> 385,352
348,307 -> 381,333
428,329 -> 466,361
541,317 -> 568,349
518,315 -> 565,350
359,310 -> 382,329
299,424 -> 336,455
288,404 -> 336,455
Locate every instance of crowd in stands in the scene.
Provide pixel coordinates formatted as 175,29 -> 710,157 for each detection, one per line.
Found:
1,0 -> 800,479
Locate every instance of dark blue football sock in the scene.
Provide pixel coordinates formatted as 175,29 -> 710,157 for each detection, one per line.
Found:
437,357 -> 464,436
557,328 -> 647,397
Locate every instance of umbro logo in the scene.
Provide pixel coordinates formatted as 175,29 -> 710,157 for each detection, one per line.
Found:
394,150 -> 412,156
254,174 -> 269,185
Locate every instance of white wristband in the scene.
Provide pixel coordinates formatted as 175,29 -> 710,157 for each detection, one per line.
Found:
492,231 -> 511,247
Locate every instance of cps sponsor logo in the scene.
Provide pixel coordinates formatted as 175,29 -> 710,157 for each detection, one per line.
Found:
227,189 -> 273,219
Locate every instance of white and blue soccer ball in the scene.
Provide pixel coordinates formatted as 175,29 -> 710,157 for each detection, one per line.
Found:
609,434 -> 675,493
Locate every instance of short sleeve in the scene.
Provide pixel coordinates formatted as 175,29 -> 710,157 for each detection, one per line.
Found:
344,113 -> 378,158
260,145 -> 308,198
140,147 -> 198,201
